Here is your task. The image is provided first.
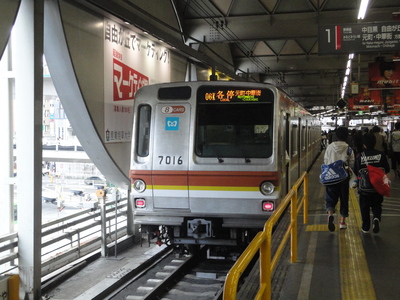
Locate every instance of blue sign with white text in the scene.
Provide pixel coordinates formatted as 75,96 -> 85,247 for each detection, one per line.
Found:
165,117 -> 179,131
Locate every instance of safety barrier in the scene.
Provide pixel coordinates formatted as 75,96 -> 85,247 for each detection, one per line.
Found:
0,198 -> 128,278
0,233 -> 18,274
223,172 -> 309,300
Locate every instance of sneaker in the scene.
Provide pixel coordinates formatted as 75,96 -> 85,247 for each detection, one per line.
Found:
340,222 -> 347,230
328,215 -> 335,232
373,218 -> 380,233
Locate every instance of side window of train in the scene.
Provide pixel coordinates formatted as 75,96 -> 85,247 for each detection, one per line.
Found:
302,125 -> 306,151
137,105 -> 151,157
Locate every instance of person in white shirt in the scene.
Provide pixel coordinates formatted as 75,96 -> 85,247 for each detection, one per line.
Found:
324,126 -> 355,231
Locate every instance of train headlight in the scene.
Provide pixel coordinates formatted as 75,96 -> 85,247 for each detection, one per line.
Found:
133,179 -> 146,193
260,181 -> 275,195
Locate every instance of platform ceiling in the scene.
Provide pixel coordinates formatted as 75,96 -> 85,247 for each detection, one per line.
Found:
82,0 -> 400,112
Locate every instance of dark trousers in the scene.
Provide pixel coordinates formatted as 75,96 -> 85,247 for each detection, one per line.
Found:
359,192 -> 383,231
391,151 -> 400,170
325,179 -> 349,217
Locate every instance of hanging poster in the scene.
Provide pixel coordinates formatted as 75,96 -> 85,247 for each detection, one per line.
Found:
348,87 -> 381,110
348,86 -> 400,115
369,61 -> 400,89
103,19 -> 171,143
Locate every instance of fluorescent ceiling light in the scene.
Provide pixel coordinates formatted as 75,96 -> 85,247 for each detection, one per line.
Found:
358,0 -> 369,19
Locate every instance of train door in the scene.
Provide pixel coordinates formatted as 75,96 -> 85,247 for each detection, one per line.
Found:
299,120 -> 304,176
299,118 -> 308,173
306,121 -> 311,168
289,118 -> 299,189
284,112 -> 290,196
151,103 -> 191,209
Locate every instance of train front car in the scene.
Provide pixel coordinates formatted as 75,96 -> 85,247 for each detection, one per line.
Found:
130,82 -> 283,248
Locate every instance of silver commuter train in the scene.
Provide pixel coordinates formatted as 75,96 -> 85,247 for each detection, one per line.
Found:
130,81 -> 321,246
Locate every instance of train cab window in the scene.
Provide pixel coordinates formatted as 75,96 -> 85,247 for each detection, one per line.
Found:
195,103 -> 273,159
136,105 -> 151,157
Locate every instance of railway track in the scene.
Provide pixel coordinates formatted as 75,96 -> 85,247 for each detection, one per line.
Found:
105,214 -> 289,300
109,246 -> 238,300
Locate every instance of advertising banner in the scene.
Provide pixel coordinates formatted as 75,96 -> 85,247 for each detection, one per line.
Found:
103,19 -> 171,143
369,61 -> 400,89
348,86 -> 400,115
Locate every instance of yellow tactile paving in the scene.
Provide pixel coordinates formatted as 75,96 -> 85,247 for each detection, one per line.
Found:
339,189 -> 376,300
306,189 -> 376,299
305,224 -> 336,231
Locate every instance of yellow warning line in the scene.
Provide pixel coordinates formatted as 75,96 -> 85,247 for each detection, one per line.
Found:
305,189 -> 376,299
306,224 -> 334,231
339,189 -> 377,300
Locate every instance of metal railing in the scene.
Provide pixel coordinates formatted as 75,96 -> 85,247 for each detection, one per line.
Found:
0,233 -> 18,274
0,198 -> 129,277
223,172 -> 309,300
42,144 -> 84,151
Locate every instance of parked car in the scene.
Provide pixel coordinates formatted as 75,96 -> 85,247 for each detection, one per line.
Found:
42,188 -> 58,204
42,167 -> 50,176
84,176 -> 106,186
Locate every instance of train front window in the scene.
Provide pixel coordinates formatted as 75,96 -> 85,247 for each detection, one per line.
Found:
136,105 -> 151,157
195,102 -> 273,159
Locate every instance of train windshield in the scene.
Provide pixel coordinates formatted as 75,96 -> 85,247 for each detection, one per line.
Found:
195,88 -> 274,159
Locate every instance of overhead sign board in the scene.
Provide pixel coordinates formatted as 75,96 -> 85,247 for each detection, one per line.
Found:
318,21 -> 400,54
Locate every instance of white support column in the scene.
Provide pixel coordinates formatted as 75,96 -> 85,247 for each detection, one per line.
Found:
13,0 -> 44,299
0,44 -> 15,237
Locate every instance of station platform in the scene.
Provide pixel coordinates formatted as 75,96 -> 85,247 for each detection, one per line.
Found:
43,151 -> 400,300
260,151 -> 400,300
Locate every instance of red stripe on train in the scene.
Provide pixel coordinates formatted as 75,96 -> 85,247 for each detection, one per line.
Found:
130,170 -> 279,187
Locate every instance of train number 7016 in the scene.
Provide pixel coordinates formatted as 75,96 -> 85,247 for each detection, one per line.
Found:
158,156 -> 183,165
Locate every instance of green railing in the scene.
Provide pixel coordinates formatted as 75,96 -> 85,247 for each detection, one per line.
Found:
223,171 -> 309,300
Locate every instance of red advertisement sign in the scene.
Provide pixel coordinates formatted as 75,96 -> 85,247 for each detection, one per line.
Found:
348,86 -> 400,114
113,58 -> 149,101
369,61 -> 400,89
348,87 -> 381,110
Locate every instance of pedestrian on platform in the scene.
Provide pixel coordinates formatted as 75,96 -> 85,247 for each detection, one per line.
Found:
371,125 -> 387,154
324,126 -> 355,231
390,122 -> 400,177
353,133 -> 390,233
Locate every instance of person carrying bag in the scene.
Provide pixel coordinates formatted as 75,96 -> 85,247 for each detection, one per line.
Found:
320,151 -> 352,186
353,133 -> 390,233
323,127 -> 355,231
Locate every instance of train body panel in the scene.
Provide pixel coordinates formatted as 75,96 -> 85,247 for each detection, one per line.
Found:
130,81 -> 320,245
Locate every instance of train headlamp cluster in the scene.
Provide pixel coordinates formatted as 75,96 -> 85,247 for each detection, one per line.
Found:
260,181 -> 275,195
133,179 -> 146,193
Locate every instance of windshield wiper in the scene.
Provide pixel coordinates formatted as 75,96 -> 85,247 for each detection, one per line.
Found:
237,146 -> 251,163
209,146 -> 224,163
